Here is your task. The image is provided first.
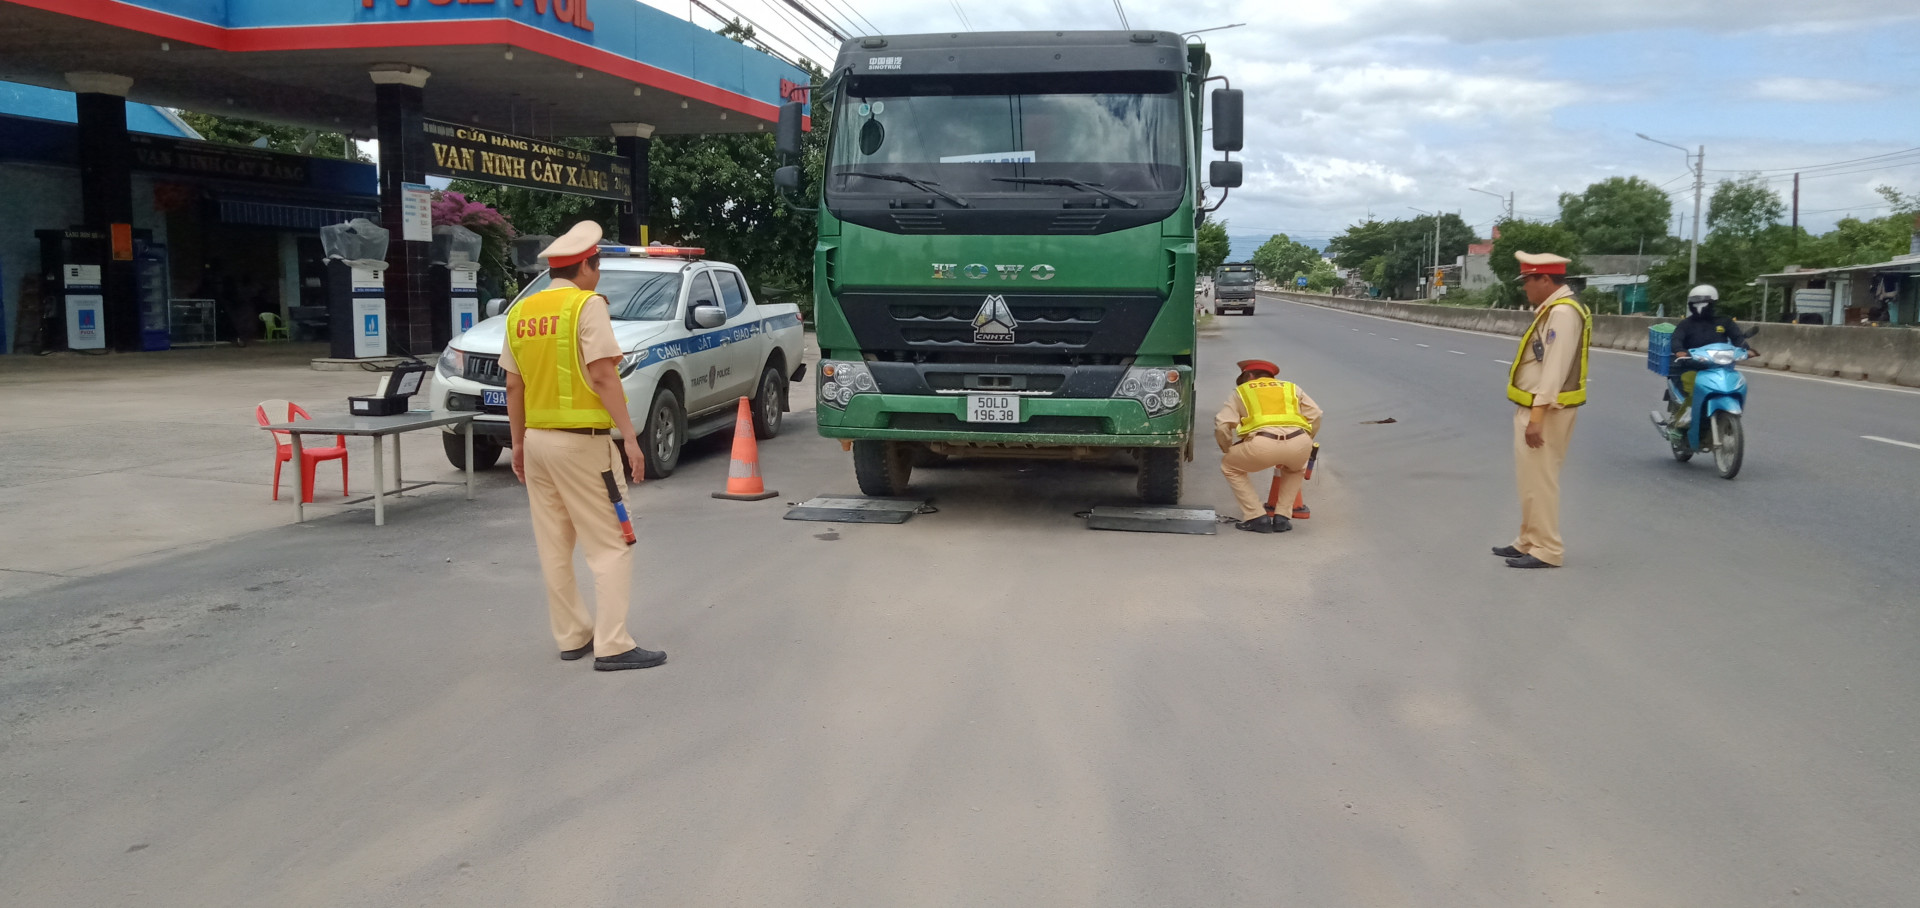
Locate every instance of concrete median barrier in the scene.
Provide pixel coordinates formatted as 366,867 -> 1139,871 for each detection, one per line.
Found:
1271,292 -> 1920,388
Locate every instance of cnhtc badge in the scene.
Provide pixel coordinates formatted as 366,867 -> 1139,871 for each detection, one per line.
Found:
971,295 -> 1017,345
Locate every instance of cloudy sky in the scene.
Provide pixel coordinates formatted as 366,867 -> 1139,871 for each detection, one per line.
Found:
645,0 -> 1920,254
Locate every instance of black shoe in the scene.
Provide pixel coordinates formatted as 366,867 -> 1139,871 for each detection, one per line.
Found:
1491,545 -> 1524,558
594,647 -> 667,671
1505,554 -> 1559,569
1235,516 -> 1275,533
559,640 -> 593,661
1270,516 -> 1293,533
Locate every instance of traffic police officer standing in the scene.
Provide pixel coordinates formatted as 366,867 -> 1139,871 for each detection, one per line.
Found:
502,221 -> 665,670
1495,251 -> 1591,569
1216,359 -> 1323,533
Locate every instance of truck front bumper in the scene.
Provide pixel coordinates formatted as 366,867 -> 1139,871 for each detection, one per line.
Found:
817,394 -> 1190,447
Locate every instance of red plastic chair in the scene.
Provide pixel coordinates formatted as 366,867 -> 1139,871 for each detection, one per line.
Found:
256,400 -> 349,503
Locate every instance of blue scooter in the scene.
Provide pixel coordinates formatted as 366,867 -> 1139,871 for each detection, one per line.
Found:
1649,331 -> 1757,479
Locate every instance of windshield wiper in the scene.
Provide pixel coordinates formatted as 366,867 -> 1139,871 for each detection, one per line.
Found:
991,177 -> 1140,209
838,171 -> 971,208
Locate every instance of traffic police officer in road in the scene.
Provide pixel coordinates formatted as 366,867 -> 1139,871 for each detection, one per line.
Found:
502,220 -> 666,670
1495,251 -> 1591,569
1216,359 -> 1323,534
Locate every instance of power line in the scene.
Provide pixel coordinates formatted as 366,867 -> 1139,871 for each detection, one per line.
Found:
1111,0 -> 1131,29
799,0 -> 861,38
781,0 -> 848,42
949,0 -> 973,31
745,0 -> 840,57
817,0 -> 876,36
829,0 -> 882,35
1705,145 -> 1920,175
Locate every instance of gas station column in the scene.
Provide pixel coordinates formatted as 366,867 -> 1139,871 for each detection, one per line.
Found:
613,123 -> 655,246
66,71 -> 137,350
370,64 -> 433,356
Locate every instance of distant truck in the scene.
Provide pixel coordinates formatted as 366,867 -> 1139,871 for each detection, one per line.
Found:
1213,263 -> 1256,315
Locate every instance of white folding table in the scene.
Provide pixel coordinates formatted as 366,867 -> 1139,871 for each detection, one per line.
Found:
263,410 -> 479,526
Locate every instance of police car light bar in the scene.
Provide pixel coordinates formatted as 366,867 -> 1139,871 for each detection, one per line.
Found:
595,244 -> 705,259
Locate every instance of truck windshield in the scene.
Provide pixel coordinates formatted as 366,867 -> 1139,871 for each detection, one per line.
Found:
827,72 -> 1185,199
517,270 -> 684,321
1218,271 -> 1253,285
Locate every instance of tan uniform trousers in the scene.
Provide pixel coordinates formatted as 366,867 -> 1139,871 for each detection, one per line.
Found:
1221,431 -> 1315,522
523,428 -> 637,657
1511,405 -> 1578,566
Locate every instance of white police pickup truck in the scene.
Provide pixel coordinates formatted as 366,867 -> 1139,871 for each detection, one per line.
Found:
429,245 -> 805,478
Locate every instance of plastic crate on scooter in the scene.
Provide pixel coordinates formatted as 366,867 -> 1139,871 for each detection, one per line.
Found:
1647,323 -> 1676,377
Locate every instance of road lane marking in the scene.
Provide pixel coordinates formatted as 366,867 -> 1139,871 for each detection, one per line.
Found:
1264,295 -> 1920,397
1416,343 -> 1430,348
1864,436 -> 1920,451
1494,359 -> 1512,365
1390,337 -> 1400,341
1449,350 -> 1468,355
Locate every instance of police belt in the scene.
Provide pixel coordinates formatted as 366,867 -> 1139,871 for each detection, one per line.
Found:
1236,428 -> 1307,445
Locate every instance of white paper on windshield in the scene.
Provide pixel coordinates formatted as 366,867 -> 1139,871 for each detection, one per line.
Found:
939,150 -> 1037,164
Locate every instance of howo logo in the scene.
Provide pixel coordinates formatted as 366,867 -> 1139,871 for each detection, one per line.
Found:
932,263 -> 1056,281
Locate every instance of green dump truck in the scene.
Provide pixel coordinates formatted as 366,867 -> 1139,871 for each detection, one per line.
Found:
773,30 -> 1243,503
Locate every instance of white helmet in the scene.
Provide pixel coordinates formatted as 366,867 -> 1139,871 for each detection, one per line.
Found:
1686,284 -> 1719,303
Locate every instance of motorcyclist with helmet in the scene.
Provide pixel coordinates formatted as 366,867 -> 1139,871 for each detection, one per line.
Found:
1663,284 -> 1755,428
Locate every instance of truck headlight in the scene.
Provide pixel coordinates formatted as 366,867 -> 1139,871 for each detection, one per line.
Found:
437,346 -> 465,380
821,360 -> 874,410
1113,366 -> 1183,413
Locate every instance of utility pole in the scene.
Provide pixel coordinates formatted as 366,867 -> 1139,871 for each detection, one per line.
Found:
1639,133 -> 1705,287
1791,172 -> 1800,232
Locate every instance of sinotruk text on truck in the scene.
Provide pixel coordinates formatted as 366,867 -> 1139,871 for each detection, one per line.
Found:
770,30 -> 1244,504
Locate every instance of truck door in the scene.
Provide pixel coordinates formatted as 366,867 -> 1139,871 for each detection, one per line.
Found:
709,268 -> 761,402
682,270 -> 732,415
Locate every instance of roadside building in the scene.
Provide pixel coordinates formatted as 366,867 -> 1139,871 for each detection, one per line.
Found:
0,0 -> 805,356
1758,255 -> 1920,326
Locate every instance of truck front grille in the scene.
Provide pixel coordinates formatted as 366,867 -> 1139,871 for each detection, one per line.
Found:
462,354 -> 506,386
839,291 -> 1165,358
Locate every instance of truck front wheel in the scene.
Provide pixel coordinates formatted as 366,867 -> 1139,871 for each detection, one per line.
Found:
853,440 -> 913,497
1136,448 -> 1183,505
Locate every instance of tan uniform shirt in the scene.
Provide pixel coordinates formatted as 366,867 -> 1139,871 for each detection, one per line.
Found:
497,279 -> 623,376
1213,385 -> 1323,452
1512,286 -> 1586,409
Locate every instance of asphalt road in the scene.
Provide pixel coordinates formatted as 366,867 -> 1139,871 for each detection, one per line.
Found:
2,298 -> 1916,906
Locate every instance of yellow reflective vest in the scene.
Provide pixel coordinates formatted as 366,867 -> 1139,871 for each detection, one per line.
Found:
506,287 -> 616,429
1506,297 -> 1592,408
1236,378 -> 1314,436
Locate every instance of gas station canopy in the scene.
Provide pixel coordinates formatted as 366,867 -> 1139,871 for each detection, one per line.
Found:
0,0 -> 809,137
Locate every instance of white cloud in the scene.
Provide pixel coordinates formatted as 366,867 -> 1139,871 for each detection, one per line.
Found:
1752,77 -> 1886,102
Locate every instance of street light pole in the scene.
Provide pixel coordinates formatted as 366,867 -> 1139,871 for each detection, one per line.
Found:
1638,133 -> 1704,286
1409,206 -> 1441,300
1468,186 -> 1513,222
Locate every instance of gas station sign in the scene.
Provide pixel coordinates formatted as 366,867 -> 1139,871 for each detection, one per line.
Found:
424,119 -> 632,202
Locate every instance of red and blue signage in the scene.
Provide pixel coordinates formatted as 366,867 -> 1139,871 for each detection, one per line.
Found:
11,0 -> 807,120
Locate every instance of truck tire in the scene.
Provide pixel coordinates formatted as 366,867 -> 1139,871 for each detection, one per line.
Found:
853,440 -> 912,497
638,386 -> 685,479
750,363 -> 786,439
1136,447 -> 1182,505
442,431 -> 503,470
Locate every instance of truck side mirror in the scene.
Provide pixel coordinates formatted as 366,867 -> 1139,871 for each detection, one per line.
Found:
775,165 -> 801,191
776,101 -> 805,158
1209,160 -> 1243,189
1211,88 -> 1244,152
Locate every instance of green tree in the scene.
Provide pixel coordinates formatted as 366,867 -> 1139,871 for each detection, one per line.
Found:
1250,233 -> 1320,285
1487,219 -> 1583,308
1197,219 -> 1231,274
1557,176 -> 1673,255
174,111 -> 367,160
1304,257 -> 1341,292
1706,174 -> 1785,239
1326,213 -> 1476,298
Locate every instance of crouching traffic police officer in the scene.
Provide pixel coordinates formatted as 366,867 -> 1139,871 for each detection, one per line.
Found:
1495,251 -> 1591,569
1216,359 -> 1323,534
502,221 -> 666,671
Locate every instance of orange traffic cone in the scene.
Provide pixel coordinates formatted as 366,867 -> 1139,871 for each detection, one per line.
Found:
712,396 -> 779,501
1291,490 -> 1311,520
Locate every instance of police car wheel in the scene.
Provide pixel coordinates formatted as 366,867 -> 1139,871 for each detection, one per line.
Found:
751,364 -> 785,440
442,431 -> 502,470
640,387 -> 685,480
